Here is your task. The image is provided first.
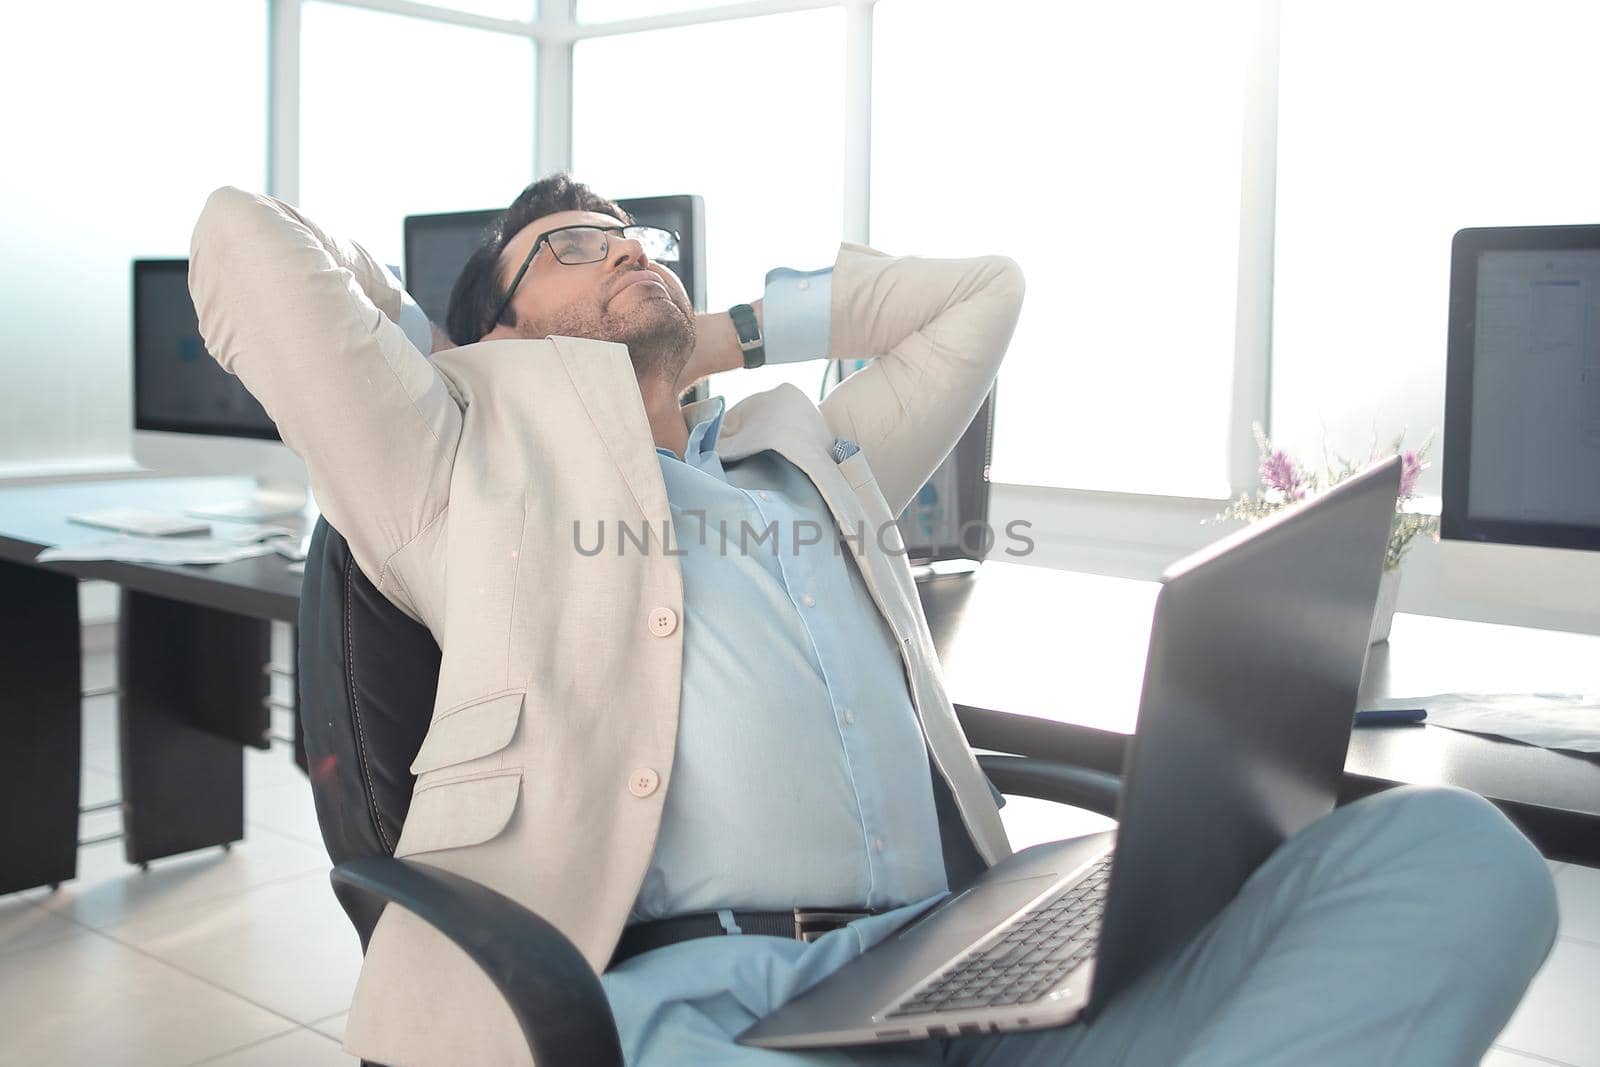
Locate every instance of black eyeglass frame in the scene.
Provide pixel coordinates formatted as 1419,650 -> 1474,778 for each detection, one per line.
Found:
487,223 -> 681,331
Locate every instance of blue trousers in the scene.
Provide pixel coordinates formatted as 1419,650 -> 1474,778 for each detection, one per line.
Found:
600,786 -> 1558,1067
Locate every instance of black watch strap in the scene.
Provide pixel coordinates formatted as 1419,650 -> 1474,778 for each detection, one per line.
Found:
729,303 -> 765,369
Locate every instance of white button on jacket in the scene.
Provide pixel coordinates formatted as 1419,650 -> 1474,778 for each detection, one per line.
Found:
629,769 -> 661,798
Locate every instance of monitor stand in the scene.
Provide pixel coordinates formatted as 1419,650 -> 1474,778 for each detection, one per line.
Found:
184,477 -> 308,522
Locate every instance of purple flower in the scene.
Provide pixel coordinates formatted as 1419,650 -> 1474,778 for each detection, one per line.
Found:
1399,451 -> 1425,498
1260,450 -> 1305,500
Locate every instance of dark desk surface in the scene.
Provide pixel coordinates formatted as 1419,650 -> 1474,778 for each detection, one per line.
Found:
0,477 -> 307,623
917,560 -> 1600,861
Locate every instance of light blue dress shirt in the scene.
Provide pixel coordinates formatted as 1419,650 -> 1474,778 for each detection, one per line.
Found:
632,265 -> 948,922
598,263 -> 955,1062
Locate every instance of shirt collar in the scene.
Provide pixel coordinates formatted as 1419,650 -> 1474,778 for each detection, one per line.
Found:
656,394 -> 726,461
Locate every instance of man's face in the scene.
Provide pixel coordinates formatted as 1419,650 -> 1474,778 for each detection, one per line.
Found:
483,209 -> 696,386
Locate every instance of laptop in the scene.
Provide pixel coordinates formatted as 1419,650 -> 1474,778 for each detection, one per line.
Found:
739,456 -> 1402,1049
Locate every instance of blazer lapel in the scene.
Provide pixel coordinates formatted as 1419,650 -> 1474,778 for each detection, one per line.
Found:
550,336 -> 672,533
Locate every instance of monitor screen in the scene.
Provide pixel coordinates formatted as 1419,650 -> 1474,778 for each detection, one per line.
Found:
132,259 -> 279,441
401,209 -> 499,328
403,194 -> 707,327
1443,225 -> 1600,551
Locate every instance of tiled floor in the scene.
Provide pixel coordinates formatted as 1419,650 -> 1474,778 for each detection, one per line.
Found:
1,642 -> 1595,1066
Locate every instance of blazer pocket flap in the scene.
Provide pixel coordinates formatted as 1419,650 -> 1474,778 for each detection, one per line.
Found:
398,770 -> 522,857
409,690 -> 525,775
836,450 -> 875,489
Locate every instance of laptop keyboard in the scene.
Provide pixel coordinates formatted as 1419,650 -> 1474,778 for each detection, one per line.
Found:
886,854 -> 1113,1018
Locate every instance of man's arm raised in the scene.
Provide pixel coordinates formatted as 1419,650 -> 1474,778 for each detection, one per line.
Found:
188,186 -> 461,621
820,244 -> 1024,518
708,244 -> 1025,519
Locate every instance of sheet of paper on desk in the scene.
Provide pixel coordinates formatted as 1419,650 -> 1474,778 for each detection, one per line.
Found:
213,523 -> 296,544
1372,693 -> 1600,755
35,536 -> 280,566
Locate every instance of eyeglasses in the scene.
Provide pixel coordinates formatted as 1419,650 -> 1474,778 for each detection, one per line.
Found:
489,224 -> 681,330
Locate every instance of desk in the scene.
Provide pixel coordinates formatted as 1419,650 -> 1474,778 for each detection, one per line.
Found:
4,479 -> 1597,898
0,477 -> 306,895
918,561 -> 1600,864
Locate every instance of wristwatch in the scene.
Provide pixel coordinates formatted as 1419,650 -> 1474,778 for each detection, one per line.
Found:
729,303 -> 765,370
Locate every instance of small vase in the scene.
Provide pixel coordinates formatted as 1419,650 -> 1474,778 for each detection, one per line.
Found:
1369,568 -> 1401,645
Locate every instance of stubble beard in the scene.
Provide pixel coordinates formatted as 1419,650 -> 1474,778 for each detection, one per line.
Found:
520,280 -> 697,389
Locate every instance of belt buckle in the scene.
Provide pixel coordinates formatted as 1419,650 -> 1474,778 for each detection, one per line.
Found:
793,908 -> 865,943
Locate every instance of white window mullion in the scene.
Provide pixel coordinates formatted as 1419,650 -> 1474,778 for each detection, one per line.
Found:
842,0 -> 873,243
571,0 -> 840,40
537,0 -> 574,175
268,0 -> 302,203
1226,0 -> 1280,494
315,0 -> 540,36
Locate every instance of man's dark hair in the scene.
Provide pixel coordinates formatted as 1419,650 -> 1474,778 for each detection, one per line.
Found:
444,173 -> 633,347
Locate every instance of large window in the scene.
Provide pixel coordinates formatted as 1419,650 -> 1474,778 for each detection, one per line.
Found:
0,0 -> 267,472
33,0 -> 1589,512
572,7 -> 846,408
298,1 -> 537,267
427,0 -> 535,17
578,0 -> 715,20
872,0 -> 1259,498
1271,0 -> 1600,497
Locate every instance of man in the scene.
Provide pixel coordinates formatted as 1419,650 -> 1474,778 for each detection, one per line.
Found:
189,176 -> 1556,1067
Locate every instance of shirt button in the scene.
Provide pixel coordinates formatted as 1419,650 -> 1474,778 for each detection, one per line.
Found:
873,836 -> 885,853
647,607 -> 677,637
798,279 -> 811,291
843,708 -> 856,725
758,490 -> 772,501
801,593 -> 815,607
628,768 -> 660,798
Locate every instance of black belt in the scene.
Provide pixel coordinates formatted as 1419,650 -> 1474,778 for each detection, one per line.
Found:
610,907 -> 879,969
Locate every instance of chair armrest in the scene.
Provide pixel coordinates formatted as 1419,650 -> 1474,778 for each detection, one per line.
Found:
331,857 -> 623,1067
977,754 -> 1121,819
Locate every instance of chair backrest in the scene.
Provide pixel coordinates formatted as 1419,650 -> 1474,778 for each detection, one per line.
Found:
297,516 -> 440,947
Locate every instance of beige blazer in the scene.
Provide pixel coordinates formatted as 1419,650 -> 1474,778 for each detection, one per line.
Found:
189,186 -> 1026,1067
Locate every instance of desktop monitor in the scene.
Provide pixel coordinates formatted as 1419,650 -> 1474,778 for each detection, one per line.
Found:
131,258 -> 310,519
402,209 -> 498,328
1439,224 -> 1600,618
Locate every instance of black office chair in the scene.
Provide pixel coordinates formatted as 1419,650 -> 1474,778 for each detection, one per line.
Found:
297,515 -> 1122,1067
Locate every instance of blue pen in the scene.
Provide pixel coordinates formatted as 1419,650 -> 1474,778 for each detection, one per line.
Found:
1354,708 -> 1427,727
